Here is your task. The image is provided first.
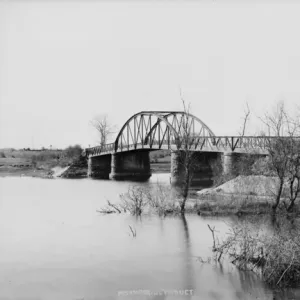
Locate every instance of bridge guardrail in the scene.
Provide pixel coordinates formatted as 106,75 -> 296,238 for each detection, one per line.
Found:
85,136 -> 300,157
85,143 -> 115,156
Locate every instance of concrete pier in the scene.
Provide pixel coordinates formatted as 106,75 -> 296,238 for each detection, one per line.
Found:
223,152 -> 240,176
170,151 -> 219,187
170,151 -> 183,186
87,154 -> 111,179
110,151 -> 151,181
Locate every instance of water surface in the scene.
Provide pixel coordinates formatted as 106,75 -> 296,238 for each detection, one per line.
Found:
0,175 -> 298,300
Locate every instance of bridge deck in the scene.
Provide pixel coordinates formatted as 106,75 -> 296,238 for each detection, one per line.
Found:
85,136 -> 298,157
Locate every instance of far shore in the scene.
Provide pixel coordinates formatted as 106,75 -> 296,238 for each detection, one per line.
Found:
0,148 -> 171,179
0,166 -> 54,178
0,162 -> 171,178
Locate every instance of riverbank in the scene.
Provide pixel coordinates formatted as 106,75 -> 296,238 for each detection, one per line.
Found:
0,161 -> 171,178
194,175 -> 300,216
0,148 -> 60,178
0,165 -> 54,178
0,146 -> 84,178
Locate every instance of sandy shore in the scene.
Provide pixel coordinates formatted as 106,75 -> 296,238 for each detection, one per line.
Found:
197,175 -> 300,203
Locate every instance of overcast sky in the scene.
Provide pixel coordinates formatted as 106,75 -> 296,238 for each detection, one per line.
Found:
1,0 -> 300,149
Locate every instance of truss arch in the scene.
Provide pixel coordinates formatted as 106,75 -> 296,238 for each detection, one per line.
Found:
114,111 -> 215,151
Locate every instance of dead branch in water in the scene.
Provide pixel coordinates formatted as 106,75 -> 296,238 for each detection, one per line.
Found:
129,225 -> 137,237
97,199 -> 123,214
207,224 -> 216,251
107,200 -> 122,213
96,209 -> 116,214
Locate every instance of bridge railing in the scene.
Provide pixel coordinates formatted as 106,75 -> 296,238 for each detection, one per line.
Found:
189,136 -> 271,151
85,143 -> 115,156
85,136 -> 300,156
144,136 -> 275,151
187,136 -> 300,151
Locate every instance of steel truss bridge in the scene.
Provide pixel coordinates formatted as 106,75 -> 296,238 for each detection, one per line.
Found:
85,111 -> 298,157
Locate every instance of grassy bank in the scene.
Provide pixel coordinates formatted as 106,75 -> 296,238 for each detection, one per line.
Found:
0,146 -> 82,178
192,197 -> 275,216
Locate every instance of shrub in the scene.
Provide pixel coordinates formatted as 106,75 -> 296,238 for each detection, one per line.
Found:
31,155 -> 37,167
210,217 -> 300,287
147,183 -> 177,215
119,186 -> 149,215
63,145 -> 83,160
115,184 -> 178,216
251,156 -> 273,176
0,152 -> 5,158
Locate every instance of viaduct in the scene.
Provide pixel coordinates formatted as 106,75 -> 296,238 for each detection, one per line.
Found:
85,111 -> 273,186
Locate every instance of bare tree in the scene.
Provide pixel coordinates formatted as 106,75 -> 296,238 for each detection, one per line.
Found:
235,102 -> 256,176
282,110 -> 300,212
90,114 -> 116,148
174,91 -> 199,213
239,102 -> 251,137
260,101 -> 286,137
261,102 -> 300,213
285,144 -> 300,211
212,102 -> 253,184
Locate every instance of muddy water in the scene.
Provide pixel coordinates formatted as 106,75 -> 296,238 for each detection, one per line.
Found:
0,175 -> 298,300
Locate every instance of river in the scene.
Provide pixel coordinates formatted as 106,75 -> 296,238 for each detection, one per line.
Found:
0,174 -> 299,300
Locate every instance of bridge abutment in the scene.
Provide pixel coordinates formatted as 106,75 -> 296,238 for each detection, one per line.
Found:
87,155 -> 112,179
171,151 -> 219,187
110,151 -> 152,181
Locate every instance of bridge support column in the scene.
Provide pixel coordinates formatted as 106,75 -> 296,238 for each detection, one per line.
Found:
223,152 -> 239,177
171,151 -> 218,187
110,151 -> 152,181
170,151 -> 183,186
87,155 -> 111,179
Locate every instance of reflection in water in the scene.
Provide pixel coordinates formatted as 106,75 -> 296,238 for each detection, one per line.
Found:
179,215 -> 194,299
